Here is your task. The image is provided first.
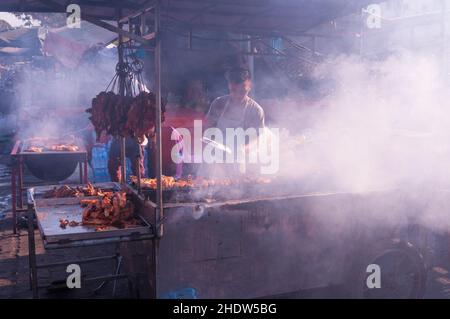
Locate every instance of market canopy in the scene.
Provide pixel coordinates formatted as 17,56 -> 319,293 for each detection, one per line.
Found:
43,20 -> 116,68
0,27 -> 41,56
0,0 -> 376,37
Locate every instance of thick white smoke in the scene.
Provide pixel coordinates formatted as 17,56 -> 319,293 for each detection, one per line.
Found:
13,48 -> 116,140
273,52 -> 450,194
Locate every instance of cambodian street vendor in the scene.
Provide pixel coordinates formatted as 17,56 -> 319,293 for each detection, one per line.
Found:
203,67 -> 266,177
206,68 -> 265,133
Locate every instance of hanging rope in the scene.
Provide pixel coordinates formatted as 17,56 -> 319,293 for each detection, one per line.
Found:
104,38 -> 145,97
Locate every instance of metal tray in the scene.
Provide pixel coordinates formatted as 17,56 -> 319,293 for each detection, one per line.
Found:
28,183 -> 152,245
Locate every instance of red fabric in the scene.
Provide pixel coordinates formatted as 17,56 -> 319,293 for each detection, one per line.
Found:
149,126 -> 182,177
164,108 -> 206,129
162,126 -> 180,176
164,108 -> 207,158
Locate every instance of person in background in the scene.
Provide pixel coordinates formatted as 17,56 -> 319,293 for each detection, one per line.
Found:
147,126 -> 183,179
181,78 -> 209,114
108,136 -> 147,182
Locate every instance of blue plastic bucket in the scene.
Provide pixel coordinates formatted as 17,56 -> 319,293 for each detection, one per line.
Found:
91,142 -> 150,182
91,144 -> 110,183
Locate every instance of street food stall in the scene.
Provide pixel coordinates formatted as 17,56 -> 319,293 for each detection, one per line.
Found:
3,0 -> 432,299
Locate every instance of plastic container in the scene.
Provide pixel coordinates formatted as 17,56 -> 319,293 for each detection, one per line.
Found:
91,143 -> 110,183
92,141 -> 150,182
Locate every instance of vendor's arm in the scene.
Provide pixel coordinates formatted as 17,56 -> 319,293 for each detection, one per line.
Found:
205,96 -> 227,129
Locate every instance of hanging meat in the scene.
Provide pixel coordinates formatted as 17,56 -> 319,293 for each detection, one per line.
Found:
125,91 -> 166,141
106,94 -> 133,137
87,90 -> 165,142
86,92 -> 132,141
86,91 -> 113,139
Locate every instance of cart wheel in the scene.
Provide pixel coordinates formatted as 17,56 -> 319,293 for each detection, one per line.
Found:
346,239 -> 427,299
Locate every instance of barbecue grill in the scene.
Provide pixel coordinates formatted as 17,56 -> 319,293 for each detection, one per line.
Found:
19,138 -> 87,181
131,172 -> 330,204
10,139 -> 89,234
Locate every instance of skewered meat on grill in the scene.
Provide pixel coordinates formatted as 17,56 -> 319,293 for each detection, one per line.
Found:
130,175 -> 272,190
81,191 -> 138,228
48,144 -> 79,152
130,175 -> 184,189
25,146 -> 44,153
25,143 -> 80,153
43,183 -> 113,198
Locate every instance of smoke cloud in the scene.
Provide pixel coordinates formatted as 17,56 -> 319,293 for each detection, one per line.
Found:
12,48 -> 116,140
270,52 -> 449,190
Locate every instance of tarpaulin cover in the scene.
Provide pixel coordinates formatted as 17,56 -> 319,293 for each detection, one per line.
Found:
43,20 -> 115,68
0,28 -> 41,56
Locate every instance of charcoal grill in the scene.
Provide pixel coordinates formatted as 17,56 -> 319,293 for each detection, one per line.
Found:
20,138 -> 88,181
131,172 -> 330,204
10,139 -> 89,234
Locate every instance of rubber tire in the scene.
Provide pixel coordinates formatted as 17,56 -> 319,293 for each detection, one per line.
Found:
345,238 -> 427,299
